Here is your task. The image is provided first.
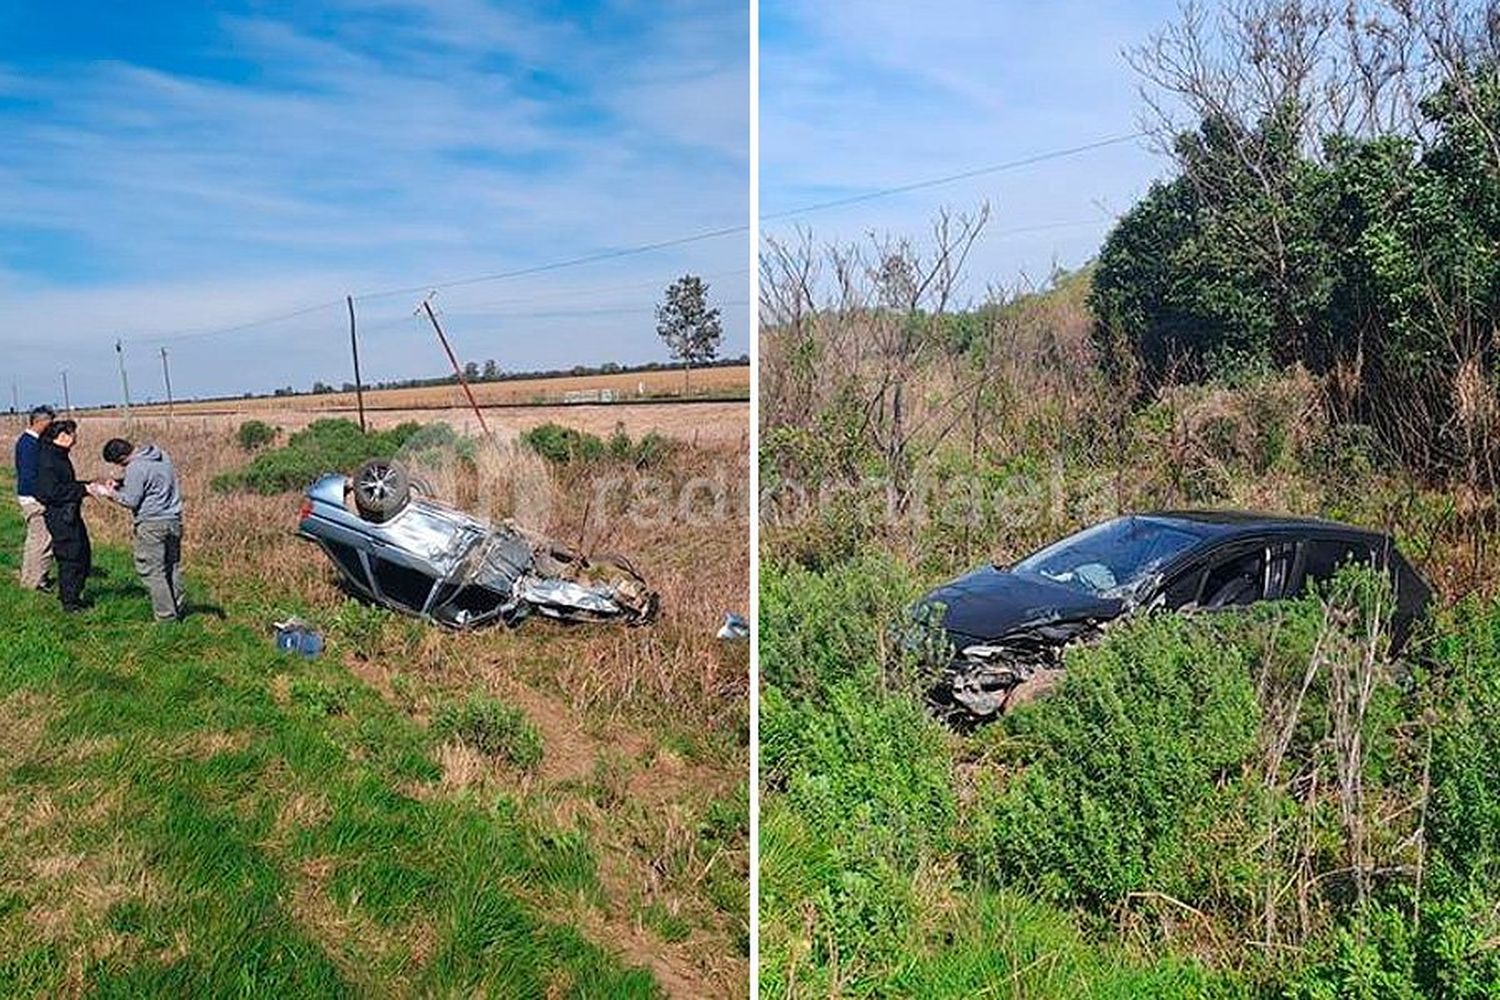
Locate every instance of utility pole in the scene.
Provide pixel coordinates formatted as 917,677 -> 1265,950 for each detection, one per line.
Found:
10,379 -> 18,426
115,339 -> 133,426
60,370 -> 72,416
159,347 -> 175,420
347,295 -> 367,434
418,296 -> 501,457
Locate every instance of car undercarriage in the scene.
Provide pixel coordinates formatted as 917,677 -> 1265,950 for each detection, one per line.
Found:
297,460 -> 658,630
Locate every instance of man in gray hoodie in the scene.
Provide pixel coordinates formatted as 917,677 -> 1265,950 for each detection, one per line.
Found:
100,438 -> 185,621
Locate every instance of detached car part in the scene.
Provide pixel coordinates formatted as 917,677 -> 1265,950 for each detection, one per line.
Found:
298,459 -> 658,629
918,511 -> 1431,726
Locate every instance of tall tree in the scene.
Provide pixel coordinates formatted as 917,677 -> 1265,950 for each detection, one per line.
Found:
656,275 -> 723,394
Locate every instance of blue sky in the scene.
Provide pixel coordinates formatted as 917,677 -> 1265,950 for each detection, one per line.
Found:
0,0 -> 748,406
760,0 -> 1180,303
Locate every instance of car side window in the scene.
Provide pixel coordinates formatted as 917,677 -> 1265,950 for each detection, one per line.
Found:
1201,549 -> 1267,608
1161,567 -> 1206,609
1302,538 -> 1373,592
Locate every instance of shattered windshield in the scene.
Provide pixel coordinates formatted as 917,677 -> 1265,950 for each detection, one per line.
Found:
1009,516 -> 1210,597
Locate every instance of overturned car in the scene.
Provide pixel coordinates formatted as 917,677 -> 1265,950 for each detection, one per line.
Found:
918,512 -> 1430,725
297,459 -> 658,629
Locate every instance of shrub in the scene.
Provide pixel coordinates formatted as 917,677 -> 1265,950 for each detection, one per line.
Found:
759,553 -> 922,697
764,679 -> 956,859
606,423 -> 634,461
629,430 -> 673,468
966,612 -> 1263,909
762,689 -> 960,1000
1426,598 -> 1500,892
236,419 -> 278,451
213,418 -> 430,494
760,551 -> 960,992
432,695 -> 543,770
521,423 -> 605,465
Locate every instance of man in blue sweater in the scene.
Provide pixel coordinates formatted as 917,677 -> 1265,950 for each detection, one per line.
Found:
13,405 -> 55,590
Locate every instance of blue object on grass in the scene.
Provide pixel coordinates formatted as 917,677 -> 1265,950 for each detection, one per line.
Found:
273,619 -> 323,658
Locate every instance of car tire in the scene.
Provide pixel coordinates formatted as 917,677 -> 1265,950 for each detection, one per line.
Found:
352,459 -> 411,522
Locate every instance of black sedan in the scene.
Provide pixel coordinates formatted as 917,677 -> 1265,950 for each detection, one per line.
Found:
919,511 -> 1431,723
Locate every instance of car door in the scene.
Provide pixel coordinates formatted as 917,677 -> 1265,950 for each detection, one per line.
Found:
1198,544 -> 1268,608
1158,536 -> 1298,611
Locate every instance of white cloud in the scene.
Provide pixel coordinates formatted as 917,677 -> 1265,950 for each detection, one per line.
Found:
0,1 -> 748,403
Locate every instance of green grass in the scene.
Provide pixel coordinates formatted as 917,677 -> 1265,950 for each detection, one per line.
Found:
433,695 -> 545,771
0,479 -> 660,998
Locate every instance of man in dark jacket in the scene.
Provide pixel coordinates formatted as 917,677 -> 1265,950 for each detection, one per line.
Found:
100,438 -> 185,621
13,404 -> 55,589
34,420 -> 92,612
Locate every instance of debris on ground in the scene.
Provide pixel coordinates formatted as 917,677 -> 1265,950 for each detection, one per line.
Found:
273,617 -> 324,657
716,612 -> 749,640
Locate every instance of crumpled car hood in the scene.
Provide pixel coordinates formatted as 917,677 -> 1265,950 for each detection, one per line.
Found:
919,566 -> 1123,645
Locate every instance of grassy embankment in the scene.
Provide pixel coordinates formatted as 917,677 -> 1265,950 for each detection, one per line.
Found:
0,480 -> 659,996
0,413 -> 749,997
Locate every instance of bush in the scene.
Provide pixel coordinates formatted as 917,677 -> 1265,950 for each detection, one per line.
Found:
759,552 -> 966,991
522,421 -> 675,468
760,702 -> 954,994
521,423 -> 605,465
236,419 -> 278,451
759,552 -> 922,697
966,612 -> 1263,909
611,427 -> 673,468
1426,598 -> 1500,894
432,695 -> 543,770
759,549 -> 1500,995
213,418 -> 430,494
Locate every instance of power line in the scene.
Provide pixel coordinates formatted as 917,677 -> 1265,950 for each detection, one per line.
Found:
985,217 -> 1117,239
62,128 -> 1142,352
121,237 -> 749,348
449,266 -> 750,312
369,299 -> 751,327
760,130 -> 1148,222
135,298 -> 345,347
352,224 -> 750,303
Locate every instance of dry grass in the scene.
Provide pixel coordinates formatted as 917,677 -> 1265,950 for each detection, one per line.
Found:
68,399 -> 749,448
101,364 -> 748,418
35,412 -> 750,717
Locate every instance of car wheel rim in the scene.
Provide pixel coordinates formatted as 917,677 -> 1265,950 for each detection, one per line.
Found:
360,467 -> 395,502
